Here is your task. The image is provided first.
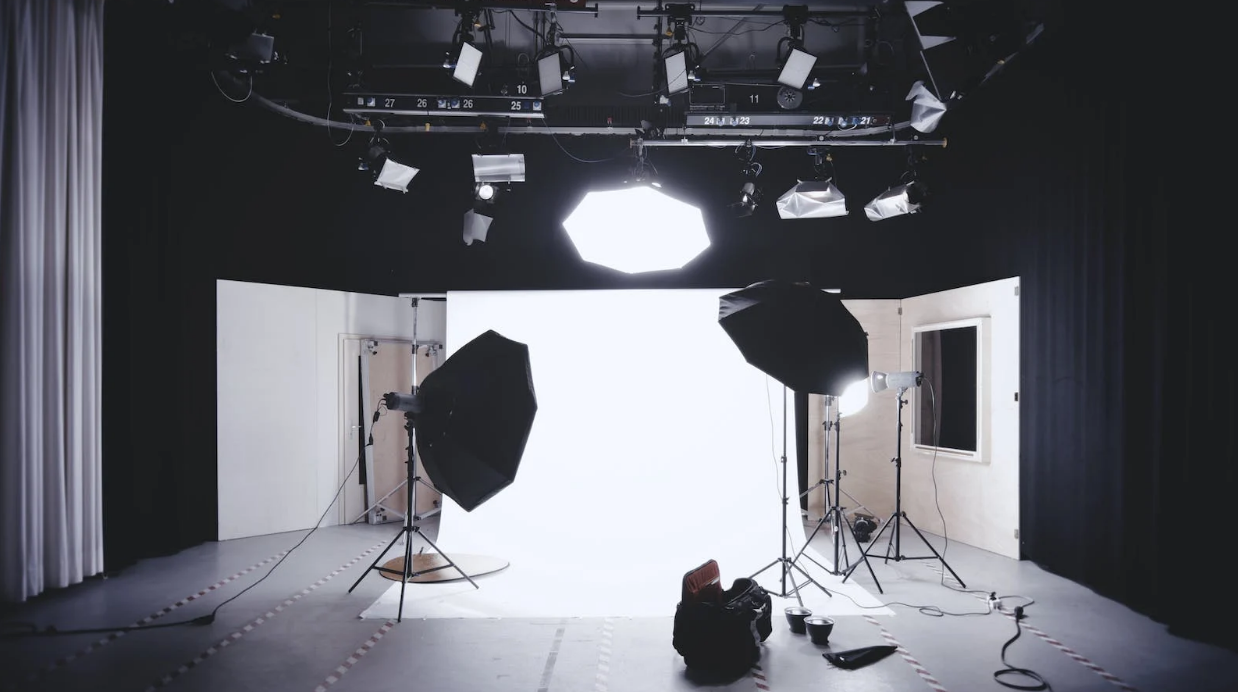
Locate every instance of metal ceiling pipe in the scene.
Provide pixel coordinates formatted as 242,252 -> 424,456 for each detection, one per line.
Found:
639,138 -> 944,147
635,5 -> 872,19
363,1 -> 601,13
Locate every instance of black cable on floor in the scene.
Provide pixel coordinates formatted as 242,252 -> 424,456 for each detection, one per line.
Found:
1,405 -> 384,639
994,606 -> 1052,691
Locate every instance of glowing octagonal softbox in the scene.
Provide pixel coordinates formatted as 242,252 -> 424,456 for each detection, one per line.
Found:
415,330 -> 538,511
562,185 -> 709,274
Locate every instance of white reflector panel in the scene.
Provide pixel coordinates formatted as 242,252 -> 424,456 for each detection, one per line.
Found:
453,43 -> 483,87
374,158 -> 419,193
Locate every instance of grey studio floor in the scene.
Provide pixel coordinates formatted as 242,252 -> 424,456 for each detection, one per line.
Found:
3,515 -> 1237,692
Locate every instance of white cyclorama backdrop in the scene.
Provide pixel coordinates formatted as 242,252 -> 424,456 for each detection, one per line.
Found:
362,289 -> 888,619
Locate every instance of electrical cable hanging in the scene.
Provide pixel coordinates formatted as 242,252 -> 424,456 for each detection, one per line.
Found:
1,405 -> 388,638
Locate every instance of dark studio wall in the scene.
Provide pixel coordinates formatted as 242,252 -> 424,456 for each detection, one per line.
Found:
101,2 -> 1233,651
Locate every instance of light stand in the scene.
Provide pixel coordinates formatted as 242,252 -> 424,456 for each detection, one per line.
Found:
347,409 -> 479,622
791,395 -> 882,592
842,386 -> 965,587
750,385 -> 833,603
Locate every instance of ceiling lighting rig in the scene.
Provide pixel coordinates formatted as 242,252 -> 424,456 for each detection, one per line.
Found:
730,141 -> 763,218
357,122 -> 419,193
463,152 -> 526,245
775,5 -> 817,91
658,4 -> 702,98
864,146 -> 930,221
193,0 -> 1047,236
535,5 -> 578,97
777,148 -> 848,220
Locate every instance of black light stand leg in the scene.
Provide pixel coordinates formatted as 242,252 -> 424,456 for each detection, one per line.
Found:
791,396 -> 882,593
750,387 -> 832,603
349,524 -> 406,593
347,413 -> 480,623
842,390 -> 965,588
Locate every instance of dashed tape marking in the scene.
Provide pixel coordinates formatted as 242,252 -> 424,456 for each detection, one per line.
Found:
142,540 -> 386,692
751,661 -> 770,690
12,550 -> 288,691
536,620 -> 567,692
921,562 -> 1139,692
594,617 -> 614,692
312,619 -> 396,692
861,615 -> 949,692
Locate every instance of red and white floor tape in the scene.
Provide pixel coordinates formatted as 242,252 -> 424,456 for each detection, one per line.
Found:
141,540 -> 387,692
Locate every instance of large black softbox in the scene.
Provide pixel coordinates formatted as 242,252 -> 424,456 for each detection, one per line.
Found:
414,330 -> 537,512
718,280 -> 868,396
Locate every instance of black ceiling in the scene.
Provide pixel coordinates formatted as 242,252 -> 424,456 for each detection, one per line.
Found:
105,0 -> 1076,301
174,0 -> 1049,136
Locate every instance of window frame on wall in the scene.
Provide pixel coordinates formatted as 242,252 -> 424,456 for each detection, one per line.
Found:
911,316 -> 990,462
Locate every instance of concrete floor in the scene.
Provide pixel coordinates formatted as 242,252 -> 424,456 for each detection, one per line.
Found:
3,516 -> 1236,692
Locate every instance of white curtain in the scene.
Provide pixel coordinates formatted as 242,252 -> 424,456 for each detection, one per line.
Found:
0,0 -> 105,603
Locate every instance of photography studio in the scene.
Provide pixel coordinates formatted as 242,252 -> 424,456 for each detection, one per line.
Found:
2,1 -> 1234,691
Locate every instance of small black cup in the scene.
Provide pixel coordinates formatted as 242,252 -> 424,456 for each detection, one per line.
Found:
785,607 -> 812,633
805,616 -> 834,644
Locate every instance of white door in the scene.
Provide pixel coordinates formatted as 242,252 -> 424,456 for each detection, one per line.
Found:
340,338 -> 443,525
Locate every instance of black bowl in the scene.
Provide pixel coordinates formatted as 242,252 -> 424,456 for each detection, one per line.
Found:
785,607 -> 812,633
805,616 -> 834,644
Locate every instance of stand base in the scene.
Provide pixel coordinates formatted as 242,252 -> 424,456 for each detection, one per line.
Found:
793,506 -> 883,593
842,511 -> 966,588
751,557 -> 833,605
378,553 -> 508,583
349,523 -> 481,622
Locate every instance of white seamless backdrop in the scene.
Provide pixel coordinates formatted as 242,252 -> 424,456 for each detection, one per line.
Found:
355,289 -> 888,619
439,289 -> 788,584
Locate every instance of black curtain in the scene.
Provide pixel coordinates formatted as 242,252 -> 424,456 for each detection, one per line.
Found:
1010,11 -> 1234,650
101,2 -> 219,571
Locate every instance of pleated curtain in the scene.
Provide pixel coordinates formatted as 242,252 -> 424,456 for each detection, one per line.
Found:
0,0 -> 105,603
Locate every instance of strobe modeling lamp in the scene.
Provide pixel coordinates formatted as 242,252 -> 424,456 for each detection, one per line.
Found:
870,370 -> 923,392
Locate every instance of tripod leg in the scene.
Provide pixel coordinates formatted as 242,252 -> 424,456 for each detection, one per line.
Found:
842,513 -> 896,584
788,516 -> 831,573
883,515 -> 899,563
834,510 -> 853,573
397,526 -> 414,622
900,514 -> 966,588
839,514 -> 883,594
349,527 -> 406,593
788,560 -> 832,598
419,530 -> 480,590
749,558 -> 782,582
780,561 -> 807,606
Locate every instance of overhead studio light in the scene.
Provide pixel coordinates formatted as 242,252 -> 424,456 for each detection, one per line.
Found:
777,180 -> 846,219
538,51 -> 565,97
226,32 -> 276,65
375,158 -> 419,193
866,149 -> 929,221
777,47 -> 818,90
664,49 -> 691,94
730,142 -> 762,218
906,80 -> 947,133
562,184 -> 709,274
864,181 -> 928,221
463,209 -> 493,246
358,127 -> 417,193
452,42 -> 483,87
777,150 -> 847,220
474,182 -> 497,202
472,153 -> 525,183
